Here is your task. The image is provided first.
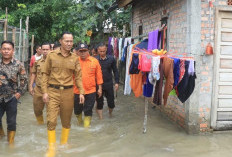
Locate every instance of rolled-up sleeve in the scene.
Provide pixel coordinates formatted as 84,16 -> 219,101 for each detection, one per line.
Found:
74,59 -> 84,94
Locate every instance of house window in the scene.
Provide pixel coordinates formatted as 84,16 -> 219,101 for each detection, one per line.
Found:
228,0 -> 232,5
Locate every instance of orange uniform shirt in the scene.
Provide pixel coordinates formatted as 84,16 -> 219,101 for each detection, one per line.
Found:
74,56 -> 103,94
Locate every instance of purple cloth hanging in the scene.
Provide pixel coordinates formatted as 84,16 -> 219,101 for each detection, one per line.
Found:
147,29 -> 161,51
107,37 -> 113,55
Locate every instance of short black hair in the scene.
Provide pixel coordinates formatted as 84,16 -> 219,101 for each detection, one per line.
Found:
1,40 -> 14,49
96,43 -> 107,50
35,45 -> 41,49
60,31 -> 73,39
53,41 -> 61,49
41,42 -> 51,49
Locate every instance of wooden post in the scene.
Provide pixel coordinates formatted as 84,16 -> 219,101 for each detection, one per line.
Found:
31,35 -> 34,58
26,16 -> 29,33
22,30 -> 26,63
143,97 -> 149,133
18,19 -> 22,61
12,28 -> 16,44
4,7 -> 8,40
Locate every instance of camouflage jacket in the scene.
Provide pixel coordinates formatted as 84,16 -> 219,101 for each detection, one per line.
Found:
0,58 -> 28,103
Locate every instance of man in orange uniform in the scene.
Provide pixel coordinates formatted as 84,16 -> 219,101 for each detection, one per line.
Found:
73,43 -> 103,128
41,32 -> 84,157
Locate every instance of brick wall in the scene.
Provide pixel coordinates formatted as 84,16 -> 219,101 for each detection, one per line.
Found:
132,0 -> 231,133
132,0 -> 188,53
132,0 -> 188,131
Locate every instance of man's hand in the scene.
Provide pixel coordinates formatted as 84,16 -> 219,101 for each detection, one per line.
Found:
79,94 -> 85,104
115,83 -> 119,91
97,88 -> 102,98
43,93 -> 49,103
14,92 -> 21,100
29,86 -> 34,96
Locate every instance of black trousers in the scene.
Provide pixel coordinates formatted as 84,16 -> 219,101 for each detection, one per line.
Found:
96,85 -> 115,110
74,92 -> 96,116
0,97 -> 18,131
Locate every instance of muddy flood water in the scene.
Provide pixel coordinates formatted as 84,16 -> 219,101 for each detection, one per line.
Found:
1,87 -> 232,157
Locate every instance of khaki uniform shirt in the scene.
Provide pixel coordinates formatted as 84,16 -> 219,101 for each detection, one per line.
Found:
31,57 -> 45,87
41,48 -> 84,94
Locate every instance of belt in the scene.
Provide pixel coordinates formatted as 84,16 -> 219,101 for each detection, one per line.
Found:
49,84 -> 73,90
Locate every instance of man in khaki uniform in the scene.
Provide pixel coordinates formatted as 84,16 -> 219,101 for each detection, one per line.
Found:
41,32 -> 84,157
29,42 -> 51,125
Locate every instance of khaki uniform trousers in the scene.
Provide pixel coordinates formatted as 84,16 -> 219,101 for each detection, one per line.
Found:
33,86 -> 45,117
47,87 -> 74,130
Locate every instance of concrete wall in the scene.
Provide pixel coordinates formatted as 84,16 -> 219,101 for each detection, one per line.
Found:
131,0 -> 231,134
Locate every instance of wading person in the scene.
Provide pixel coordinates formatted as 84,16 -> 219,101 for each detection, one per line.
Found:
30,45 -> 42,74
95,43 -> 119,119
41,32 -> 84,157
29,42 -> 51,125
0,41 -> 27,145
73,43 -> 103,128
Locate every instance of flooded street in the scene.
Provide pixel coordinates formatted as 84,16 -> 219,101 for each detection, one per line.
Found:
1,87 -> 232,157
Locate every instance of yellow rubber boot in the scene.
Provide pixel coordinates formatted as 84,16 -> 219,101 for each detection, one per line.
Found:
0,126 -> 5,139
46,130 -> 56,157
84,116 -> 92,128
60,127 -> 70,145
36,115 -> 44,125
76,113 -> 83,125
7,131 -> 15,146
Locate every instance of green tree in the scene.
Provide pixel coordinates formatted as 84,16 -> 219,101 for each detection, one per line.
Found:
0,0 -> 131,44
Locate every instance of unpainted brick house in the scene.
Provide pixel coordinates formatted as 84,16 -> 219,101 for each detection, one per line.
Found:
116,0 -> 232,134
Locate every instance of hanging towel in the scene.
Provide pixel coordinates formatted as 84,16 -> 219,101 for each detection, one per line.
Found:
148,29 -> 161,51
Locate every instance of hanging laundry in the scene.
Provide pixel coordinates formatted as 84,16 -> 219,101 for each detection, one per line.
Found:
114,38 -> 119,58
121,45 -> 128,62
171,57 -> 180,88
136,39 -> 148,50
148,29 -> 161,51
124,44 -> 135,95
129,53 -> 140,74
143,73 -> 154,97
107,37 -> 113,55
148,56 -> 160,85
188,60 -> 195,76
163,57 -> 174,106
153,58 -> 164,105
176,61 -> 196,103
138,54 -> 152,72
124,37 -> 132,48
118,38 -> 123,60
130,72 -> 143,97
178,59 -> 185,84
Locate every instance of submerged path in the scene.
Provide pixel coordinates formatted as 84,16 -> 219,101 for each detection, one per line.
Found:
1,87 -> 232,157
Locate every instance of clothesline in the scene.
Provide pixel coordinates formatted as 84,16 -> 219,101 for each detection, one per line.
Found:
133,47 -> 194,60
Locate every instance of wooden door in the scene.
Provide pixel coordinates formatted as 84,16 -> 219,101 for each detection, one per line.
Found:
212,9 -> 232,130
